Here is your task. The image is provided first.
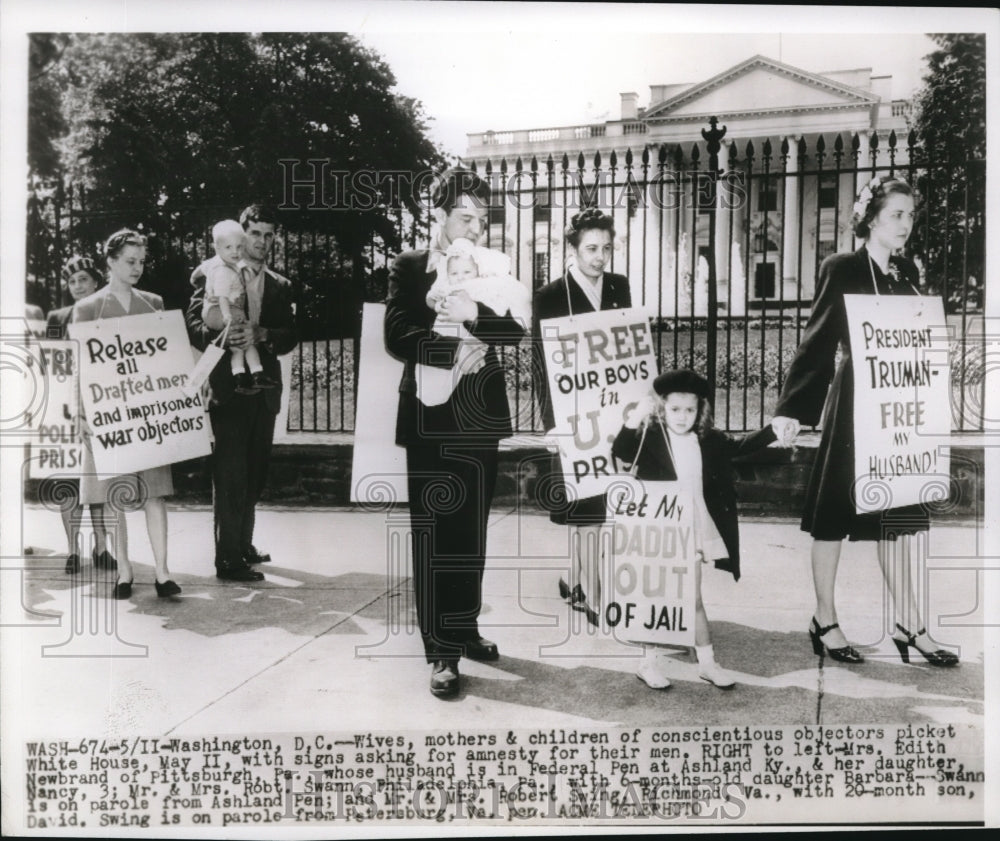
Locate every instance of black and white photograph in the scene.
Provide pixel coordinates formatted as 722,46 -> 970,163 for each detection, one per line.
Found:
1,1 -> 997,833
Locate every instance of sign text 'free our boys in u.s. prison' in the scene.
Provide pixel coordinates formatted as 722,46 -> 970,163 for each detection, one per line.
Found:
540,308 -> 657,501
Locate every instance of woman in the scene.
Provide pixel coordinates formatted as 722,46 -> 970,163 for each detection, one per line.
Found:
773,176 -> 957,667
533,207 -> 631,624
46,256 -> 115,574
73,230 -> 181,600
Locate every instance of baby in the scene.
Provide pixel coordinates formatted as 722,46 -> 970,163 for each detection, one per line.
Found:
417,238 -> 531,407
201,219 -> 276,394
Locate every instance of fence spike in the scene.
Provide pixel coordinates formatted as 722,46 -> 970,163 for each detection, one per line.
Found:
907,129 -> 918,152
762,138 -> 772,159
888,130 -> 897,149
515,156 -> 523,173
485,159 -> 493,177
780,136 -> 790,159
797,136 -> 807,160
500,158 -> 508,175
562,153 -> 570,171
593,150 -> 602,169
816,134 -> 826,154
690,144 -> 700,164
728,141 -> 738,166
610,149 -> 618,168
642,146 -> 650,166
745,139 -> 755,159
577,152 -> 586,170
530,155 -> 538,173
624,148 -> 632,168
546,154 -> 554,173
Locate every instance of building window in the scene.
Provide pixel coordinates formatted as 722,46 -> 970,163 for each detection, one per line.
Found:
533,252 -> 549,288
533,191 -> 552,225
819,174 -> 838,209
757,178 -> 779,212
754,262 -> 776,298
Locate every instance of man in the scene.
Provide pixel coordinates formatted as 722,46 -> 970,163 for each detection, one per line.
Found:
186,205 -> 297,582
384,167 -> 527,698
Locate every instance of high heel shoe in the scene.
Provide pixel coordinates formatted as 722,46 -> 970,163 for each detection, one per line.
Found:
558,577 -> 571,601
64,554 -> 80,574
113,579 -> 133,600
93,549 -> 118,570
155,580 -> 182,598
809,617 -> 864,663
892,624 -> 958,667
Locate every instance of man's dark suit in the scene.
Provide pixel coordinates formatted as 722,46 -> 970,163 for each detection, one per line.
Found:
384,250 -> 526,661
185,262 -> 297,570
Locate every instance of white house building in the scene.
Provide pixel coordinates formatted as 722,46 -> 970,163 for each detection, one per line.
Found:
463,55 -> 914,315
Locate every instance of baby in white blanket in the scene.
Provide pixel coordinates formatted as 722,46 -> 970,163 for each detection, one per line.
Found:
418,238 -> 531,406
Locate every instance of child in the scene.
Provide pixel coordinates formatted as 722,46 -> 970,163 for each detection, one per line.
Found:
201,219 -> 277,394
612,369 -> 786,690
416,237 -> 531,406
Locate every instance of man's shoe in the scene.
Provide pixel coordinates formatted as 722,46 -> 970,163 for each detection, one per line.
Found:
464,637 -> 499,662
216,565 -> 264,582
430,660 -> 459,698
245,546 -> 271,565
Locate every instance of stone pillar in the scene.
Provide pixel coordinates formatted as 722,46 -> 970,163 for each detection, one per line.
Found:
781,135 -> 801,302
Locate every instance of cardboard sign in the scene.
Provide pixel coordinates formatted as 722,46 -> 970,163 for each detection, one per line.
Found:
68,310 -> 211,475
539,307 -> 656,499
351,303 -> 408,504
844,294 -> 951,513
602,478 -> 696,646
27,340 -> 83,478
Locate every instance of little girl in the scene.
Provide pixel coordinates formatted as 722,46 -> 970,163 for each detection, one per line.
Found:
417,237 -> 531,406
612,369 -> 787,690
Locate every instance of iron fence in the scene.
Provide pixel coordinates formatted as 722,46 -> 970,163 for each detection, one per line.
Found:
26,118 -> 986,434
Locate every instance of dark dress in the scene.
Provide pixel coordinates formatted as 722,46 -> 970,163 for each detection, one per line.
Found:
612,420 -> 776,581
775,246 -> 930,541
532,270 -> 632,525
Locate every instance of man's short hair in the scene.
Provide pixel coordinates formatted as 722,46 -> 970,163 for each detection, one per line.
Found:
431,167 -> 491,214
239,204 -> 279,229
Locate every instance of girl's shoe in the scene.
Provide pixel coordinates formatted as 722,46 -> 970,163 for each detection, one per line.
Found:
697,660 -> 736,689
892,624 -> 958,667
809,617 -> 864,663
637,654 -> 672,689
64,554 -> 80,574
113,578 -> 133,600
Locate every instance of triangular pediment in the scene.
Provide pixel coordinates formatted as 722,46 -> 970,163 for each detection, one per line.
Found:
644,55 -> 878,121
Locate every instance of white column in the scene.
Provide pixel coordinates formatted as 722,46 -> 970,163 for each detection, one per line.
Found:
781,135 -> 801,301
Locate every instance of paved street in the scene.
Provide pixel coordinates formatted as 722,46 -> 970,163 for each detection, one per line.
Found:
9,502 -> 984,742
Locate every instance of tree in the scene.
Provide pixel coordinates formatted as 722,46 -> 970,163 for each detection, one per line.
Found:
910,33 -> 986,311
29,32 -> 446,332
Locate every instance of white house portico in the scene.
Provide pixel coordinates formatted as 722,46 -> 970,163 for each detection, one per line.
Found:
465,55 -> 913,314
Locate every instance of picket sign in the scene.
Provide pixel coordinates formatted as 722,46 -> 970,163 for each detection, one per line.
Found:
182,322 -> 229,398
602,477 -> 696,646
843,294 -> 951,513
69,310 -> 212,475
539,307 -> 657,500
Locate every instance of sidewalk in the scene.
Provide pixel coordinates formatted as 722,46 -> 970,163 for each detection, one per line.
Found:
11,503 -> 984,741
